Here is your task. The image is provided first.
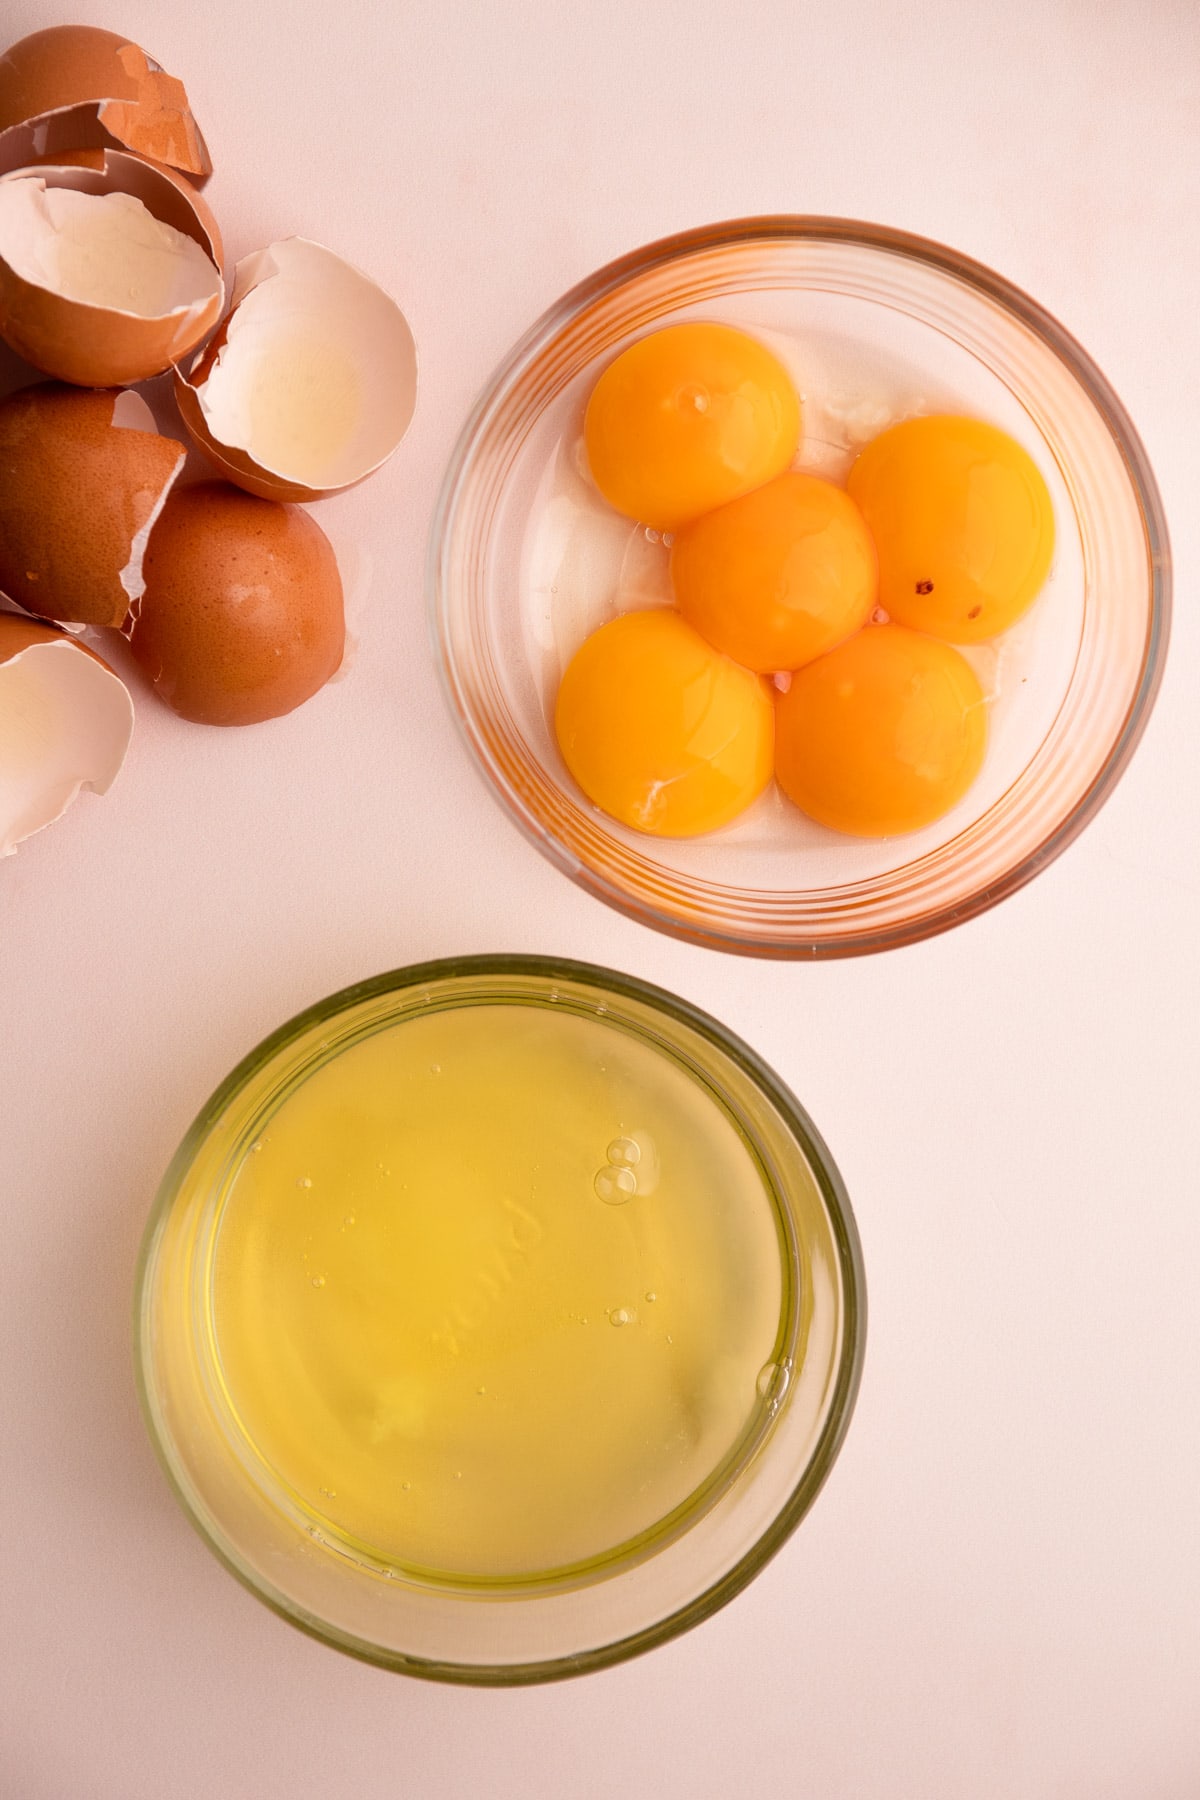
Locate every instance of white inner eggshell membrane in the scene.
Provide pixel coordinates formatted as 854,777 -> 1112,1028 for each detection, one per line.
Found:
0,639 -> 134,856
195,239 -> 417,488
107,393 -> 186,613
0,179 -> 219,318
110,390 -> 158,429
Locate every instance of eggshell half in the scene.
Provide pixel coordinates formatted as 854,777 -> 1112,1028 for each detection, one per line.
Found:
0,26 -> 211,181
0,150 -> 223,385
0,383 -> 186,627
128,482 -> 345,725
21,145 -> 223,266
0,610 -> 134,856
175,237 -> 416,502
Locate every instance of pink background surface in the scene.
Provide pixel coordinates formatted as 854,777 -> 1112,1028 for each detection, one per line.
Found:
2,3 -> 1199,1795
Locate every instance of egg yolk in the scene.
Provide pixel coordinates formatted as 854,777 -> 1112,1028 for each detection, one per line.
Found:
670,472 -> 877,674
555,608 -> 774,837
847,414 -> 1054,643
584,323 -> 801,532
774,624 -> 987,837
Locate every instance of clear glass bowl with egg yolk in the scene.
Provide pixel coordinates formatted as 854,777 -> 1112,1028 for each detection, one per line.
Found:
134,955 -> 865,1684
430,216 -> 1170,957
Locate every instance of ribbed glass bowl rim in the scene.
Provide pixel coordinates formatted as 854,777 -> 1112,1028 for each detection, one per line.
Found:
428,215 -> 1171,959
133,953 -> 867,1684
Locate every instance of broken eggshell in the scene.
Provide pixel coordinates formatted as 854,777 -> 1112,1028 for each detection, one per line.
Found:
0,382 -> 186,627
0,609 -> 134,856
0,148 -> 223,386
20,145 -> 222,264
0,25 -> 211,182
175,237 -> 417,502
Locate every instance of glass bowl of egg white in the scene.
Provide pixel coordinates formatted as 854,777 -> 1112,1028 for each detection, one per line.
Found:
430,216 -> 1171,957
135,956 -> 865,1683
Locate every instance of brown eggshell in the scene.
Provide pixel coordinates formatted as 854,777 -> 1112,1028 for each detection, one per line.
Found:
173,238 -> 417,502
0,383 -> 186,627
0,607 -> 126,670
174,382 -> 316,503
0,609 -> 76,661
0,608 -> 134,856
173,321 -> 316,501
0,26 -> 211,180
22,146 -> 223,266
128,482 -> 345,726
0,151 -> 223,385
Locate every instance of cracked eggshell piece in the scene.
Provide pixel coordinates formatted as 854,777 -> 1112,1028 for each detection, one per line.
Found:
128,481 -> 346,726
0,25 -> 211,182
0,610 -> 134,857
0,150 -> 224,386
175,238 -> 417,502
0,382 -> 186,627
20,145 -> 223,265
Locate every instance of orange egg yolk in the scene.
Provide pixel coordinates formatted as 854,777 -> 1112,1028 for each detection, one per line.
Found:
774,624 -> 987,837
670,471 -> 877,673
584,323 -> 801,533
555,608 -> 774,837
847,414 -> 1054,643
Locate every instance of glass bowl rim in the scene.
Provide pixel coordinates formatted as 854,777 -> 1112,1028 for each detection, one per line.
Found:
428,213 -> 1172,959
133,952 -> 867,1684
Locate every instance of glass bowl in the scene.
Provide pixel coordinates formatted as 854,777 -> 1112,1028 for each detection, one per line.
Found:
430,217 -> 1170,957
134,955 -> 865,1685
